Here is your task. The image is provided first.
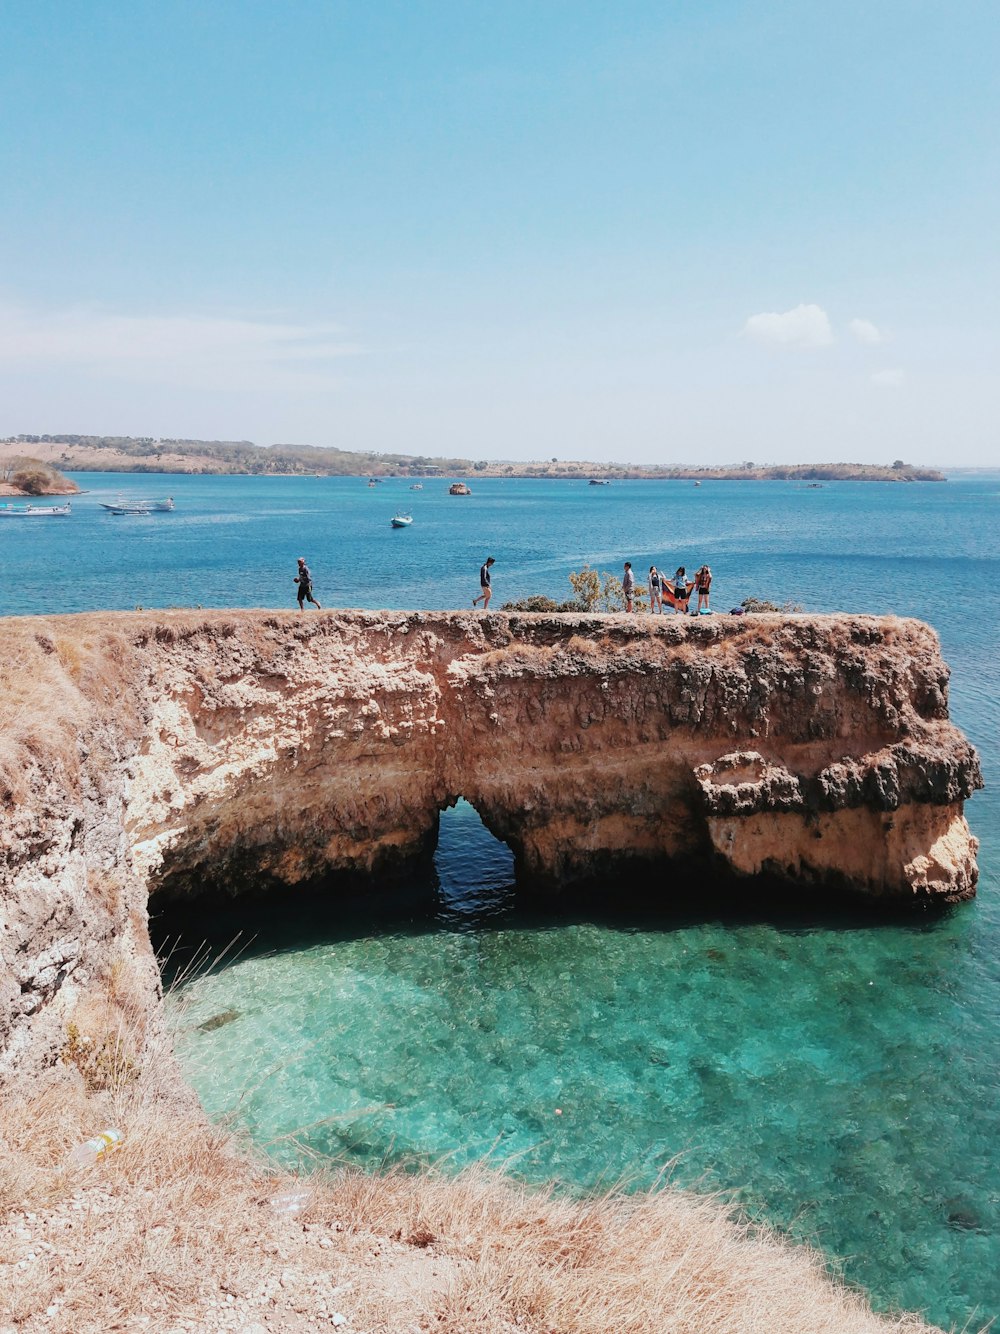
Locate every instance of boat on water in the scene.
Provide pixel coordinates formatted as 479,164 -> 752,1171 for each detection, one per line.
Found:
0,501 -> 72,517
100,501 -> 150,515
99,495 -> 174,515
390,512 -> 413,528
588,478 -> 611,486
409,483 -> 423,490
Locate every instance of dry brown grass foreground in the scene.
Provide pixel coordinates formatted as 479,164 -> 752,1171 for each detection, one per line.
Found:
0,1060 -> 950,1334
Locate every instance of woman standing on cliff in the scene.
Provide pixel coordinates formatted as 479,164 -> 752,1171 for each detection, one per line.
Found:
669,567 -> 691,613
694,565 -> 712,613
648,565 -> 663,613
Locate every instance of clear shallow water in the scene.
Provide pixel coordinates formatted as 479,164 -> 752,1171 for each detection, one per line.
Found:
4,471 -> 997,1328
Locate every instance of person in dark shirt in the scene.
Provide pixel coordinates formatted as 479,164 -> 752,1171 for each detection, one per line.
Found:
294,557 -> 322,610
694,564 -> 712,614
472,556 -> 495,609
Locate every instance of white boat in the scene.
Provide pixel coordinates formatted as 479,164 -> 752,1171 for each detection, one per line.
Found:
99,495 -> 174,515
390,512 -> 413,528
100,501 -> 152,515
409,483 -> 423,490
0,501 -> 72,517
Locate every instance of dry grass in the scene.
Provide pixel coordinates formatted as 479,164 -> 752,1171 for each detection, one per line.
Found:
0,1075 -> 277,1330
0,1056 -> 953,1334
0,621 -> 145,810
315,1165 -> 946,1334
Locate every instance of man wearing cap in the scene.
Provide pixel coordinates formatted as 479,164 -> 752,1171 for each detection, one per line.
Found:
294,557 -> 322,610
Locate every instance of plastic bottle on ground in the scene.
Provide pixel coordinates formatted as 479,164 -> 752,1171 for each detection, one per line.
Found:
66,1129 -> 123,1169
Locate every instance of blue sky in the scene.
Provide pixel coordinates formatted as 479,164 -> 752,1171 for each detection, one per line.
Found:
1,1 -> 997,463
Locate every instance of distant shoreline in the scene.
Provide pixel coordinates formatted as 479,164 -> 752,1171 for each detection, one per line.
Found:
1,438 -> 946,483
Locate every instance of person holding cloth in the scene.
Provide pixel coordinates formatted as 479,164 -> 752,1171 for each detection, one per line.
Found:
670,566 -> 691,613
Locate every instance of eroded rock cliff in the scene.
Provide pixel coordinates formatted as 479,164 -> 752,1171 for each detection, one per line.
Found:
0,609 -> 982,1076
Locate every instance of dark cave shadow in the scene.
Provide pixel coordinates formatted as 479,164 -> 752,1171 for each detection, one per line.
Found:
151,860 -> 961,991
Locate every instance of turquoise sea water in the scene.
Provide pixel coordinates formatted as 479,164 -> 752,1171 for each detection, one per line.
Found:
3,472 -> 997,1328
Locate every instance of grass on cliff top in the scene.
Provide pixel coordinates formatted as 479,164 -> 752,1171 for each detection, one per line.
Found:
0,621 -> 142,806
0,1055 -> 949,1334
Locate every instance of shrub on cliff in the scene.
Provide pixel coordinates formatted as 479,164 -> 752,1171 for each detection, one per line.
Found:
11,466 -> 55,495
502,568 -> 647,614
500,595 -> 577,612
741,596 -> 804,613
1,455 -> 76,495
569,563 -> 646,612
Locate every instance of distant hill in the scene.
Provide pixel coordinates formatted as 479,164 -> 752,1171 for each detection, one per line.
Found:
1,436 -> 946,482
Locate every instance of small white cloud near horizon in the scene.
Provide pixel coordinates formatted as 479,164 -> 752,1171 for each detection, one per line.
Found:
742,303 -> 834,347
871,368 -> 905,388
849,317 -> 884,345
0,302 -> 363,391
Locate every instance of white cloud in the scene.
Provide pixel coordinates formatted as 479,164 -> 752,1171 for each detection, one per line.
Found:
0,303 -> 363,391
871,368 -> 905,388
742,303 -> 834,347
849,318 -> 884,345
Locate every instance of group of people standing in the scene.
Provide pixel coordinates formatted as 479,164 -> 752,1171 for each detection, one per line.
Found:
294,551 -> 710,616
623,562 -> 712,615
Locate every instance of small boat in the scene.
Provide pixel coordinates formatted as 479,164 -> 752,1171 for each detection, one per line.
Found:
99,495 -> 174,514
588,478 -> 611,486
449,482 -> 472,495
99,501 -> 151,515
409,483 -> 423,490
390,512 -> 413,528
0,501 -> 72,517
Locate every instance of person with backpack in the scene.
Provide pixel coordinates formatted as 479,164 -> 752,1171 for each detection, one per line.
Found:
648,565 -> 663,614
694,565 -> 712,614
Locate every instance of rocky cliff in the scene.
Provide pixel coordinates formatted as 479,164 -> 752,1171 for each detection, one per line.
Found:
0,610 -> 982,1076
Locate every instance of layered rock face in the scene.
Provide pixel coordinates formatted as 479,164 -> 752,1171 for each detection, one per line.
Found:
0,610 -> 982,1075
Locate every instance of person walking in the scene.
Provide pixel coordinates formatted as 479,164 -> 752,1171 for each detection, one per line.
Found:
294,557 -> 322,610
472,556 -> 495,609
622,561 -> 635,612
648,565 -> 663,614
694,564 -> 712,614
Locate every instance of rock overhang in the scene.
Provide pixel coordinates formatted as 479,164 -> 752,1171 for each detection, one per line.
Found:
0,608 -> 983,1074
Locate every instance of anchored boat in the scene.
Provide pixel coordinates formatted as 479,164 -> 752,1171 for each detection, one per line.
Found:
99,495 -> 175,515
0,501 -> 72,517
390,512 -> 413,528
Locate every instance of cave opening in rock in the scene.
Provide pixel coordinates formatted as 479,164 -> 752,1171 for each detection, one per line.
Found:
149,797 -> 519,980
431,798 -> 516,929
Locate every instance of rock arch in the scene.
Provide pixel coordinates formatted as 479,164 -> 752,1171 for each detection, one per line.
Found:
0,609 -> 983,1074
